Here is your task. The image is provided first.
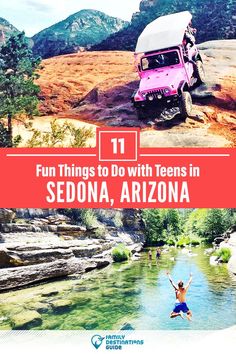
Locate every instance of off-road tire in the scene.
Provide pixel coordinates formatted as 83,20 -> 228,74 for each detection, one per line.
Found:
195,60 -> 206,84
136,107 -> 146,120
180,91 -> 192,120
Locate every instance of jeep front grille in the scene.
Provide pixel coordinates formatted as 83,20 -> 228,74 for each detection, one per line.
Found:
146,89 -> 165,99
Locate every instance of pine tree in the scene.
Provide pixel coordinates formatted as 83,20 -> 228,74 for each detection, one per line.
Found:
0,32 -> 41,147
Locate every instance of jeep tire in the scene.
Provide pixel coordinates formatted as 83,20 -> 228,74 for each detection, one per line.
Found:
180,91 -> 192,119
136,107 -> 146,120
195,60 -> 206,84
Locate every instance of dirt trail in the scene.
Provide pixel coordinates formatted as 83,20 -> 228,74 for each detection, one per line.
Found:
32,41 -> 236,147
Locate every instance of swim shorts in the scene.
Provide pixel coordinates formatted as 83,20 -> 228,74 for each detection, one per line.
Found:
173,302 -> 190,313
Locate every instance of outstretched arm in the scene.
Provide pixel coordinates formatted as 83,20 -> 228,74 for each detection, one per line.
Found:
185,273 -> 193,291
166,271 -> 178,290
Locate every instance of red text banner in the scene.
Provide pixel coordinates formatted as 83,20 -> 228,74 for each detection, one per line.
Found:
0,128 -> 235,208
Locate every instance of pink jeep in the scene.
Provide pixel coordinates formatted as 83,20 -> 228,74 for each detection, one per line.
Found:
132,11 -> 206,120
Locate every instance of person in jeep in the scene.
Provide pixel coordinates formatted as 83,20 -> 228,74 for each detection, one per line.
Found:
184,23 -> 197,49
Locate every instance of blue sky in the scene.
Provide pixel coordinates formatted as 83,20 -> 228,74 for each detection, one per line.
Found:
0,0 -> 141,36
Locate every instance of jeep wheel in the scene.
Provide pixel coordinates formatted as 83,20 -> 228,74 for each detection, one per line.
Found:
180,92 -> 192,119
195,60 -> 206,84
136,107 -> 146,120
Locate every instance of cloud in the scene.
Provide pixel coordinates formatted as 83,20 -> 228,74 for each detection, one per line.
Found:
23,0 -> 53,13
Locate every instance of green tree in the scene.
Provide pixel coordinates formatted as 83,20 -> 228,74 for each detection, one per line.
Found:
142,209 -> 164,245
203,209 -> 227,242
0,32 -> 41,147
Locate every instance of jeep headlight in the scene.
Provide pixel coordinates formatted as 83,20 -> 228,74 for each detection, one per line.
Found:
164,88 -> 170,94
141,92 -> 147,98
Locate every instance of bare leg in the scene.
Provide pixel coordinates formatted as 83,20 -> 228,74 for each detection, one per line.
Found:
170,312 -> 184,320
186,311 -> 192,321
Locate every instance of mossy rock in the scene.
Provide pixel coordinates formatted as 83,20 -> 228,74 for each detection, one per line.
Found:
28,302 -> 51,314
0,324 -> 12,330
101,289 -> 116,298
82,320 -> 99,330
41,290 -> 59,297
71,297 -> 91,307
120,288 -> 142,296
11,310 -> 42,329
73,286 -> 89,293
51,300 -> 73,314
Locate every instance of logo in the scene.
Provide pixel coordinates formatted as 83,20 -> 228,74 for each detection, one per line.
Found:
91,335 -> 105,350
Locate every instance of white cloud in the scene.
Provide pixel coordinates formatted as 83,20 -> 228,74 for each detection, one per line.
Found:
0,0 -> 140,36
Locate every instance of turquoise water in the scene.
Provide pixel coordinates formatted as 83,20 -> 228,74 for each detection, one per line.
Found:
1,246 -> 236,330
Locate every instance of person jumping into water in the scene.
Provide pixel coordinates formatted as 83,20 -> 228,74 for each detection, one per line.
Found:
166,271 -> 193,321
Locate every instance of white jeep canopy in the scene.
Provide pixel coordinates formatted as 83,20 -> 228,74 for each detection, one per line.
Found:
135,11 -> 192,54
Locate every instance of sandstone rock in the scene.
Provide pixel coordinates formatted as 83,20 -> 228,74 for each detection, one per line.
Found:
210,256 -> 219,266
0,259 -> 83,291
57,225 -> 86,233
11,310 -> 42,329
0,209 -> 15,224
91,258 -> 111,269
41,290 -> 59,297
0,248 -> 24,268
228,256 -> 236,274
51,299 -> 73,313
0,247 -> 74,267
28,302 -> 51,314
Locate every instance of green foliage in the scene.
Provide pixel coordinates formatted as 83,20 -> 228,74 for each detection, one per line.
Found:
142,209 -> 236,246
113,213 -> 123,228
0,32 -> 41,147
215,248 -> 232,263
142,209 -> 164,245
176,236 -> 191,248
112,244 -> 131,263
203,209 -> 227,242
190,239 -> 201,246
80,209 -> 98,229
166,238 -> 176,246
26,120 -> 94,148
0,122 -> 22,147
142,209 -> 182,245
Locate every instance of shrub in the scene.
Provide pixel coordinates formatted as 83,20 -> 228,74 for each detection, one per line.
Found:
215,248 -> 232,263
112,244 -> 131,263
176,236 -> 191,247
81,209 -> 98,228
190,239 -> 201,246
166,239 -> 176,246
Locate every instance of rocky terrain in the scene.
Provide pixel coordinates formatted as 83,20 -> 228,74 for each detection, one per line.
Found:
218,227 -> 236,274
33,40 -> 236,147
0,17 -> 19,44
0,208 -> 145,292
32,10 -> 128,59
93,0 -> 236,51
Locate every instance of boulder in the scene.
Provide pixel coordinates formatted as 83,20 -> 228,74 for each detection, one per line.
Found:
41,290 -> 59,297
0,248 -> 24,267
228,256 -> 236,274
0,247 -> 74,267
210,256 -> 219,266
0,259 -> 83,291
0,209 -> 15,224
57,225 -> 86,233
11,310 -> 42,329
51,299 -> 73,313
28,302 -> 51,314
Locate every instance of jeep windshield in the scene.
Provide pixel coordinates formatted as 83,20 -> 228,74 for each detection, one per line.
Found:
141,51 -> 180,71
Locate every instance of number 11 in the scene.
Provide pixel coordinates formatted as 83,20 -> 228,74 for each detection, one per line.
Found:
111,138 -> 125,154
